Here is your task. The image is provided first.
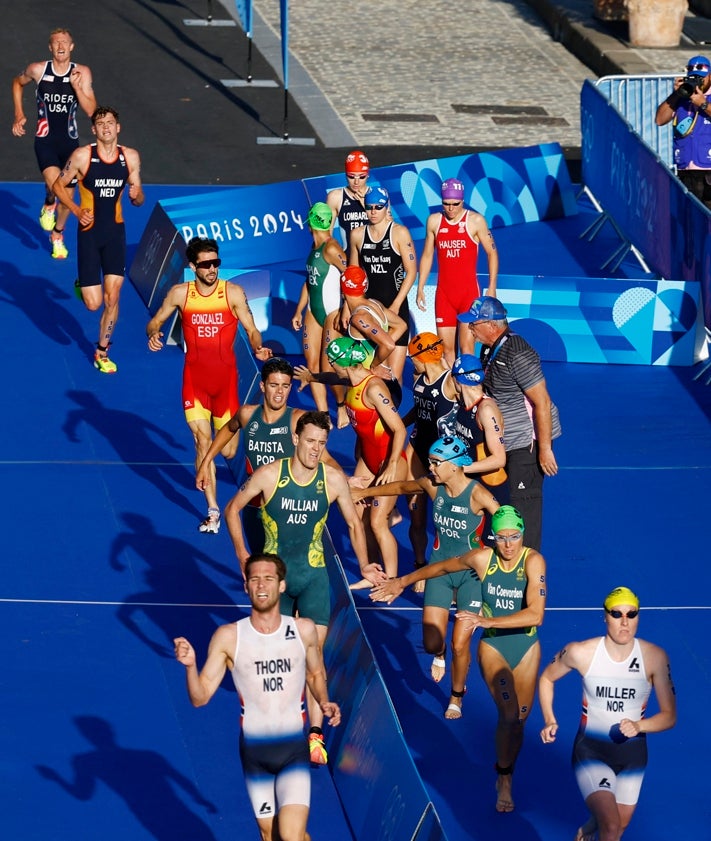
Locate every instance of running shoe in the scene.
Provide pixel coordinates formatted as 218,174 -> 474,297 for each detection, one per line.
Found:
50,232 -> 68,260
94,351 -> 118,374
198,508 -> 221,534
39,202 -> 57,231
308,732 -> 328,765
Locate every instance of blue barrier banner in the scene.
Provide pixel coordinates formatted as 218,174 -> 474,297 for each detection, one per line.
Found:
323,534 -> 448,841
581,82 -> 673,276
131,204 -> 186,313
233,0 -> 253,37
582,80 -> 711,330
492,274 -> 702,365
155,181 -> 311,267
131,142 -> 704,362
305,144 -> 578,245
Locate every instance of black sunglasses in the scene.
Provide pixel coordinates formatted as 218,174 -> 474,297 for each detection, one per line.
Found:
195,258 -> 221,269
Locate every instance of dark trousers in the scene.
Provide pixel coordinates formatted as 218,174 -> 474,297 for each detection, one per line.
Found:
506,443 -> 544,552
678,169 -> 711,210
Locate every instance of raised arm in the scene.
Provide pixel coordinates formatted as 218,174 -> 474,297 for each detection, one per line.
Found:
620,642 -> 677,738
69,63 -> 96,119
123,146 -> 145,207
12,62 -> 43,137
52,146 -> 92,223
655,77 -> 684,126
174,624 -> 236,707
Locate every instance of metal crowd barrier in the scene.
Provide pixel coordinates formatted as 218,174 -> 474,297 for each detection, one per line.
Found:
596,75 -> 676,168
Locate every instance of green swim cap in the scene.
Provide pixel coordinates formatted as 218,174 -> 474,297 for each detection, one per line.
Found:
325,337 -> 368,367
307,202 -> 333,231
491,505 -> 524,533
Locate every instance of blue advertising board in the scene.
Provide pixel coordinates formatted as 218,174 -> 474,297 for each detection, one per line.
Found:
305,144 -> 578,248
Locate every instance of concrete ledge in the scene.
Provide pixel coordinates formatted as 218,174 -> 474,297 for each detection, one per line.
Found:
524,0 -> 657,76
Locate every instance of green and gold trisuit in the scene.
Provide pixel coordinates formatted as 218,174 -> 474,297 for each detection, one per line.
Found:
479,547 -> 538,668
261,458 -> 331,626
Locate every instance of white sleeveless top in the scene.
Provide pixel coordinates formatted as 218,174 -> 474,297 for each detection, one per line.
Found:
580,637 -> 651,741
231,616 -> 306,740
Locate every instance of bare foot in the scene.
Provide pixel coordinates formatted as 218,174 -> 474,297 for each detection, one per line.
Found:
495,774 -> 515,813
430,652 -> 446,682
336,404 -> 349,429
444,694 -> 463,720
574,817 -> 597,841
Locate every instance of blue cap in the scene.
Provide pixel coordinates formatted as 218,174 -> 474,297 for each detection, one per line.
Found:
451,354 -> 485,386
366,186 -> 389,207
457,296 -> 508,324
428,435 -> 473,467
687,55 -> 711,76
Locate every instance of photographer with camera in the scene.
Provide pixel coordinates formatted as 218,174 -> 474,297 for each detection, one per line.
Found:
656,55 -> 711,209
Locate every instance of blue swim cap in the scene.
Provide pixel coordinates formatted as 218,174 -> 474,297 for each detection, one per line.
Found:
366,186 -> 389,207
451,354 -> 485,386
428,435 -> 473,467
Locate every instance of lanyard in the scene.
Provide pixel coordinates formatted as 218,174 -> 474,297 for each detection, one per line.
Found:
482,332 -> 508,372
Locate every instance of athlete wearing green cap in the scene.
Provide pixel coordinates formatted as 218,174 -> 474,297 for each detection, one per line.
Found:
539,588 -> 676,841
326,336 -> 408,580
371,504 -> 546,812
292,202 -> 349,426
353,435 -> 500,719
